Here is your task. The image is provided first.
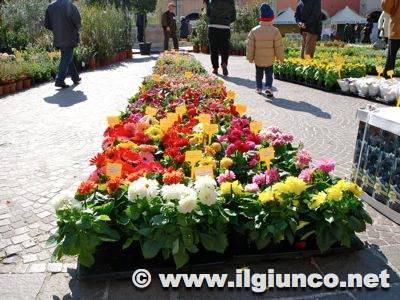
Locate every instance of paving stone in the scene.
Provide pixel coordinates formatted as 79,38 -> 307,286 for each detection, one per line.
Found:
37,211 -> 51,219
11,233 -> 31,244
5,244 -> 22,256
2,255 -> 19,264
0,273 -> 46,299
22,254 -> 38,264
47,262 -> 63,273
22,240 -> 36,249
27,263 -> 47,273
0,219 -> 11,226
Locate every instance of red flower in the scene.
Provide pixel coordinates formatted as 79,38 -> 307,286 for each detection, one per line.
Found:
90,153 -> 106,167
78,180 -> 97,195
163,169 -> 184,184
107,177 -> 123,194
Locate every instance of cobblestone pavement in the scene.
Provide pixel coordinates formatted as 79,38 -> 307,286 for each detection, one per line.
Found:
0,55 -> 157,275
1,53 -> 400,299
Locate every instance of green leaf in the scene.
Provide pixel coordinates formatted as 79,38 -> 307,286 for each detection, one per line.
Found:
79,250 -> 95,267
142,239 -> 163,258
93,202 -> 114,215
62,234 -> 78,255
97,215 -> 111,222
92,222 -> 120,241
173,246 -> 189,269
255,236 -> 270,250
348,216 -> 365,232
316,227 -> 336,252
116,213 -> 130,225
172,238 -> 179,255
199,233 -> 215,252
123,237 -> 135,249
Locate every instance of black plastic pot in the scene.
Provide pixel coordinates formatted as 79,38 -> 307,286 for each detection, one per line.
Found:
139,42 -> 152,56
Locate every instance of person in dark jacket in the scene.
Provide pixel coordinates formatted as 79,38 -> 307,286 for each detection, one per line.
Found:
136,13 -> 147,43
180,16 -> 189,39
45,0 -> 81,89
295,0 -> 321,59
161,2 -> 179,51
361,19 -> 373,44
204,0 -> 236,76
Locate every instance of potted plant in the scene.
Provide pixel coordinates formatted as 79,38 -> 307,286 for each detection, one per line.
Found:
132,0 -> 157,55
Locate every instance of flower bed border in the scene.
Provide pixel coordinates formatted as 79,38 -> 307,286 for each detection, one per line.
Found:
274,74 -> 396,106
77,235 -> 364,281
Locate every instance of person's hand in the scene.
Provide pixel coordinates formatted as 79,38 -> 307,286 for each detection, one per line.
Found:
249,59 -> 254,64
166,27 -> 170,32
298,22 -> 305,29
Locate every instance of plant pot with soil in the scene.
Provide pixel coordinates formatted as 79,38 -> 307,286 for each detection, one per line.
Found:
139,42 -> 152,55
201,45 -> 209,54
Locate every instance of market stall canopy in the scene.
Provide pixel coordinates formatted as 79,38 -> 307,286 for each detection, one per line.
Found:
274,7 -> 296,25
327,6 -> 367,24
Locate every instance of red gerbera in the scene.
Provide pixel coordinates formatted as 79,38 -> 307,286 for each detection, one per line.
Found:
78,180 -> 97,195
90,153 -> 107,167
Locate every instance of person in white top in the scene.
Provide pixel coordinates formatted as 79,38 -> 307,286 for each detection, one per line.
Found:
378,11 -> 391,43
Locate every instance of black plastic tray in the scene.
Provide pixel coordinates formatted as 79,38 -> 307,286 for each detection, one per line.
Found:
77,235 -> 364,281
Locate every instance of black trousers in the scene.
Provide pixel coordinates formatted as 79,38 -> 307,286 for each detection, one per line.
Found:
163,30 -> 179,50
137,26 -> 144,43
385,39 -> 400,74
208,27 -> 231,69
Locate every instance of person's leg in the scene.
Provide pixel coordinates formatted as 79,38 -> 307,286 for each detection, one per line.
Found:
163,30 -> 169,51
220,29 -> 231,76
265,66 -> 273,89
300,31 -> 307,59
208,27 -> 219,71
255,66 -> 263,90
172,32 -> 179,50
384,39 -> 400,75
56,47 -> 72,86
305,33 -> 318,58
68,49 -> 80,84
137,26 -> 144,43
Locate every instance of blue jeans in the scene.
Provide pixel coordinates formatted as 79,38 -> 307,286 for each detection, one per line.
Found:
256,65 -> 273,89
56,47 -> 79,84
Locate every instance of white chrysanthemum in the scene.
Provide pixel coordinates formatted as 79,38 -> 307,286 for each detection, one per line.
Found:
194,176 -> 217,192
198,189 -> 218,206
128,177 -> 159,201
177,188 -> 197,214
193,123 -> 204,133
51,190 -> 79,211
161,184 -> 190,201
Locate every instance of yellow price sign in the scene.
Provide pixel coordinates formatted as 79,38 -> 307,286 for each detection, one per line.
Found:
198,113 -> 211,125
160,118 -> 173,132
167,112 -> 178,123
194,166 -> 214,179
145,106 -> 157,117
226,90 -> 236,101
107,116 -> 120,128
106,163 -> 122,179
235,104 -> 247,116
376,66 -> 384,79
397,97 -> 400,108
184,71 -> 193,79
259,147 -> 275,170
250,121 -> 262,134
387,70 -> 394,79
304,54 -> 312,60
175,105 -> 187,117
185,150 -> 203,178
204,123 -> 219,144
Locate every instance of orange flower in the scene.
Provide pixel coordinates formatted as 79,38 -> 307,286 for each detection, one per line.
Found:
78,180 -> 97,195
162,169 -> 184,184
139,144 -> 158,153
107,177 -> 123,194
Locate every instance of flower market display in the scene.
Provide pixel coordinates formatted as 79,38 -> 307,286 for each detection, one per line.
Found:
49,52 -> 372,270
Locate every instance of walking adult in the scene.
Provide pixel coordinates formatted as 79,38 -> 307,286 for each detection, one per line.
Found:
354,23 -> 362,43
361,18 -> 373,44
378,11 -> 391,44
344,23 -> 351,43
136,13 -> 147,43
45,0 -> 81,89
161,2 -> 179,51
204,0 -> 236,76
382,0 -> 400,76
295,0 -> 322,59
180,16 -> 189,39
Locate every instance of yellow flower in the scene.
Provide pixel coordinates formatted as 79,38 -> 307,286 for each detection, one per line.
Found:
272,182 -> 288,201
211,142 -> 222,153
336,179 -> 350,191
145,125 -> 163,141
348,183 -> 363,197
293,200 -> 300,207
284,177 -> 307,195
220,157 -> 233,169
326,186 -> 343,201
231,181 -> 243,195
205,146 -> 216,157
309,192 -> 327,210
117,141 -> 138,150
259,189 -> 274,204
220,182 -> 232,195
199,156 -> 216,169
152,74 -> 161,82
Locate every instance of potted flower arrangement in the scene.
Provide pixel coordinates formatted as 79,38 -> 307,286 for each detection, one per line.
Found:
132,0 -> 157,56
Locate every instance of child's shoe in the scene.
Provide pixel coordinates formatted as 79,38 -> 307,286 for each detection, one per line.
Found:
265,88 -> 273,98
256,88 -> 262,94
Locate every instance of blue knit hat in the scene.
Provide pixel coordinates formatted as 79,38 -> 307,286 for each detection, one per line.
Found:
260,3 -> 274,21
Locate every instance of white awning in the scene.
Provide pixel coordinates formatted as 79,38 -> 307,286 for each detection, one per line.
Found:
327,6 -> 367,24
274,7 -> 296,25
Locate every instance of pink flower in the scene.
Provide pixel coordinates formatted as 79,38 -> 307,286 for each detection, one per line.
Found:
297,150 -> 312,167
225,144 -> 236,156
272,136 -> 286,147
299,168 -> 314,184
315,158 -> 335,173
140,152 -> 154,163
265,167 -> 280,185
281,132 -> 294,143
249,155 -> 258,168
252,173 -> 266,186
217,170 -> 236,184
267,126 -> 280,134
245,183 -> 259,193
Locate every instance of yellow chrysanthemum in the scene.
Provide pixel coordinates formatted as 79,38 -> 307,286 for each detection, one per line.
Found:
231,181 -> 243,195
220,157 -> 234,169
259,189 -> 274,204
336,179 -> 350,191
284,177 -> 307,195
117,141 -> 138,150
145,126 -> 163,141
205,146 -> 216,157
348,183 -> 363,197
220,182 -> 232,195
211,142 -> 222,153
326,186 -> 343,201
309,192 -> 327,210
199,156 -> 216,169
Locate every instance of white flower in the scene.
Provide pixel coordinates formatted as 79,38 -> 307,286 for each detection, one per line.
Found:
51,190 -> 79,211
245,183 -> 260,193
177,188 -> 197,214
128,177 -> 159,201
161,184 -> 190,201
194,176 -> 218,206
193,123 -> 204,133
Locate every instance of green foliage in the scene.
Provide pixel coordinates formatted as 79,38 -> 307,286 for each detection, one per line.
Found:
131,0 -> 157,14
232,5 -> 259,34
